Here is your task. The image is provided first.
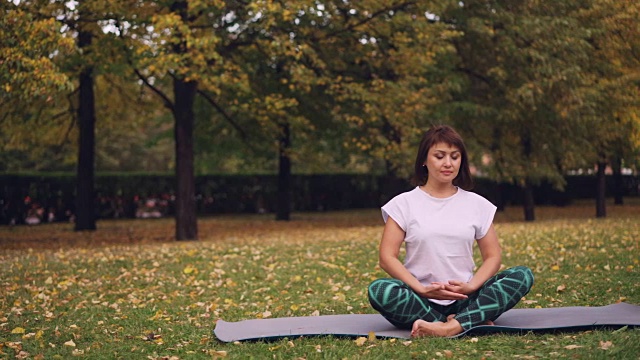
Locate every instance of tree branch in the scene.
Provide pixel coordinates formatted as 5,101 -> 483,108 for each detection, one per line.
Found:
196,90 -> 247,140
319,1 -> 418,40
132,68 -> 174,112
455,67 -> 492,86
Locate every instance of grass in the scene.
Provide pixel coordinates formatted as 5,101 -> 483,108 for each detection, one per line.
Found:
0,199 -> 639,359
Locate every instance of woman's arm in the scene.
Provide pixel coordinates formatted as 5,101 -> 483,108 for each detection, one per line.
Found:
379,218 -> 467,300
445,224 -> 502,294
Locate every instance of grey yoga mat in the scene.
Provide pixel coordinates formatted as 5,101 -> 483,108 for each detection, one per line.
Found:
213,302 -> 640,342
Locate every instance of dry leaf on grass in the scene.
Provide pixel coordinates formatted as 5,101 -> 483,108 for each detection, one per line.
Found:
599,341 -> 613,350
564,345 -> 582,350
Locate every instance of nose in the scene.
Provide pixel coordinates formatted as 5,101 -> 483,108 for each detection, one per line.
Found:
443,156 -> 452,167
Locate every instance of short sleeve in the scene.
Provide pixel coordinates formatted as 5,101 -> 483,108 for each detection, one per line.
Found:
381,195 -> 408,232
475,197 -> 497,239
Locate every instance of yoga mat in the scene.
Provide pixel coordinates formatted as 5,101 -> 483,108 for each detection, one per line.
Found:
213,302 -> 640,342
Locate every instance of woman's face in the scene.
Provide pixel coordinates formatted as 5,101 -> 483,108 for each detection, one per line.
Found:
424,142 -> 461,185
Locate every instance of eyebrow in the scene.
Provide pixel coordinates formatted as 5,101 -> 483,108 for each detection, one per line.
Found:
432,149 -> 460,154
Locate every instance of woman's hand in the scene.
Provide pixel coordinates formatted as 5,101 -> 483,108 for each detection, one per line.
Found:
443,280 -> 475,295
415,282 -> 468,300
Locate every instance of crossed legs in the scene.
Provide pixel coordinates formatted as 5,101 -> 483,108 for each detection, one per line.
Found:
368,266 -> 534,337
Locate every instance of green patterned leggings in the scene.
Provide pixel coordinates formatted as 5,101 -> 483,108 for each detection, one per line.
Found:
368,266 -> 534,330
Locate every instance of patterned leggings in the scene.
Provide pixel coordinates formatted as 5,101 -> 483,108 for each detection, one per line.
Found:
368,266 -> 534,330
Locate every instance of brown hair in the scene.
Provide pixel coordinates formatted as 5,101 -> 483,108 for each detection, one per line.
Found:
413,125 -> 474,190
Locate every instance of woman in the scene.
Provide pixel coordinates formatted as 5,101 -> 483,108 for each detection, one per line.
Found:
368,125 -> 534,337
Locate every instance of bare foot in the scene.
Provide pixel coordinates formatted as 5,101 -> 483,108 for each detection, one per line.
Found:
411,318 -> 463,338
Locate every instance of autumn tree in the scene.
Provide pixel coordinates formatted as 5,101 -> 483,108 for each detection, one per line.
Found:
574,0 -> 640,216
0,3 -> 75,170
437,0 -> 602,221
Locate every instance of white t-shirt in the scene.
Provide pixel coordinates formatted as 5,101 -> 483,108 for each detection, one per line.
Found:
381,186 -> 497,305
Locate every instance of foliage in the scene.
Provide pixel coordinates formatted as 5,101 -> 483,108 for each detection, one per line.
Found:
436,1 -> 598,189
571,0 -> 640,168
0,4 -> 74,100
1,0 -> 638,202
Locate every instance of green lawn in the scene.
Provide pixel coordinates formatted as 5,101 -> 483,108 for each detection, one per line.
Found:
1,200 -> 638,359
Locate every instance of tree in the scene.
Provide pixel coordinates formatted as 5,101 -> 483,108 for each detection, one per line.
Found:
440,0 -> 599,221
116,0 -> 269,238
0,4 -> 75,171
74,2 -> 98,231
574,0 -> 640,216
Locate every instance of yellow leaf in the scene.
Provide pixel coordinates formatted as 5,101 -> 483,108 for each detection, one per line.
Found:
64,340 -> 76,347
11,327 -> 26,334
183,266 -> 196,274
368,331 -> 376,342
551,265 -> 560,271
354,337 -> 367,346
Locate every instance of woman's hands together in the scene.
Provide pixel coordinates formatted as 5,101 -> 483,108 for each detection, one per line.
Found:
415,280 -> 473,300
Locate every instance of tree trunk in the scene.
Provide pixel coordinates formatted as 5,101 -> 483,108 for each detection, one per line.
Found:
596,161 -> 607,218
522,180 -> 535,221
276,122 -> 291,221
611,156 -> 623,205
74,23 -> 96,231
173,78 -> 198,240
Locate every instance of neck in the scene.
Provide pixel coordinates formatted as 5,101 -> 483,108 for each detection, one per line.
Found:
421,182 -> 457,198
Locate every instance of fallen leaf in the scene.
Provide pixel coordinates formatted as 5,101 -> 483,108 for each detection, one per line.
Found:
564,345 -> 582,350
64,340 -> 76,347
72,349 -> 84,356
599,341 -> 613,350
211,350 -> 227,357
368,331 -> 376,342
443,349 -> 453,357
354,337 -> 367,346
556,284 -> 566,292
11,327 -> 26,334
